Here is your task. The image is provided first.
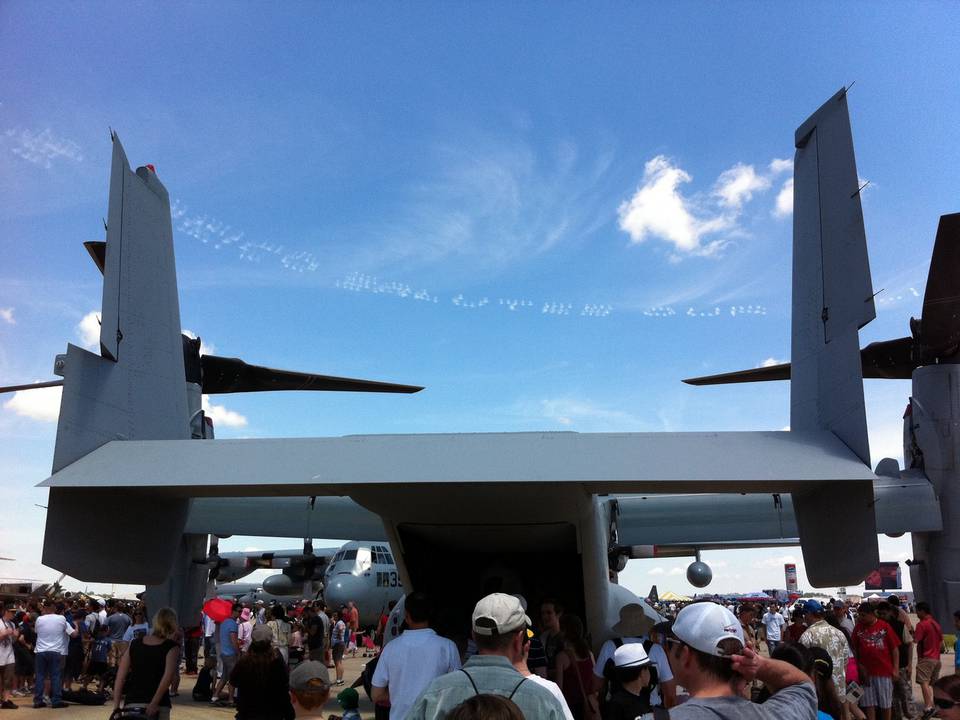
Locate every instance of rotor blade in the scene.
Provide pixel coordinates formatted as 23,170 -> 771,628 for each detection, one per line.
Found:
682,363 -> 790,386
859,336 -> 915,379
919,212 -> 960,355
199,355 -> 424,394
83,241 -> 106,274
685,336 -> 916,386
0,380 -> 65,395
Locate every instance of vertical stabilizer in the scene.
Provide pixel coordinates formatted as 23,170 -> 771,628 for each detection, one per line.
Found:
44,135 -> 191,583
791,88 -> 874,462
790,90 -> 879,586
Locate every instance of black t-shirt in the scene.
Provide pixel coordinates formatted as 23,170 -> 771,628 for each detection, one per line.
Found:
230,655 -> 295,720
124,638 -> 178,707
603,686 -> 653,720
886,616 -> 909,669
306,615 -> 326,651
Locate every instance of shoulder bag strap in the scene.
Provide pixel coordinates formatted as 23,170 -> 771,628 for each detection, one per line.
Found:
507,676 -> 527,701
459,669 -> 480,696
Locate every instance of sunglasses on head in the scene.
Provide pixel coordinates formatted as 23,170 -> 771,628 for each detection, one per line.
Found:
934,698 -> 958,710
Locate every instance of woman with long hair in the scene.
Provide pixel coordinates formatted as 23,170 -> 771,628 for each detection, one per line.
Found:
229,624 -> 294,720
554,614 -> 599,720
112,607 -> 179,720
266,605 -> 291,665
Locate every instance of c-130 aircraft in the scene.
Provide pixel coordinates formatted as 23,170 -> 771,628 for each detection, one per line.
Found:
4,88 -> 955,636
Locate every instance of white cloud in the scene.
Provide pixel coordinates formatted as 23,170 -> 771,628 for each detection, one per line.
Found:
648,567 -> 665,576
77,311 -> 100,350
4,128 -> 83,168
3,384 -> 62,422
714,164 -> 771,209
182,329 -> 216,356
0,308 -> 14,325
769,158 -> 793,175
202,395 -> 247,428
667,567 -> 684,576
618,156 -> 733,257
774,178 -> 793,218
760,357 -> 785,367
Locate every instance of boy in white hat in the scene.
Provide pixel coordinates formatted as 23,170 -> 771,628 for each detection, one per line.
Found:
665,601 -> 816,719
604,643 -> 667,720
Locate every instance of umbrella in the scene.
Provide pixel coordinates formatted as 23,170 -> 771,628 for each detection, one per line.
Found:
203,597 -> 233,623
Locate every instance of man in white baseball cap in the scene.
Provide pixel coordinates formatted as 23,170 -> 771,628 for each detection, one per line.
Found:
406,593 -> 567,719
665,601 -> 817,719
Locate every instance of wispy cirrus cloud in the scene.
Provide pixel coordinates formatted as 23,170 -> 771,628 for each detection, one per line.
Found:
347,136 -> 617,275
4,128 -> 83,168
0,308 -> 14,325
538,396 -> 644,430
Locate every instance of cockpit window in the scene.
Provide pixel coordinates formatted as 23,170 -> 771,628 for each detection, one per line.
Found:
343,548 -> 357,560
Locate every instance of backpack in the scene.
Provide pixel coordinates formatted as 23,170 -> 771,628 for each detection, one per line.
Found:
192,667 -> 214,701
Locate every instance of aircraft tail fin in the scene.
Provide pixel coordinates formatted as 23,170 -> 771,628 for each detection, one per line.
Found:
44,134 -> 191,584
789,89 -> 879,586
790,88 -> 874,463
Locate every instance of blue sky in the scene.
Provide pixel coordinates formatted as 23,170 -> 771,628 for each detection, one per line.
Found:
1,2 -> 957,597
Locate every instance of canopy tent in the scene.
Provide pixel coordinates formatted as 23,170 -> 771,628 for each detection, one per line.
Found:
658,591 -> 692,602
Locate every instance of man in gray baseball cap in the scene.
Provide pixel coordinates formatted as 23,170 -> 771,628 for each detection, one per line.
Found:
406,593 -> 567,719
289,660 -> 331,718
665,601 -> 817,719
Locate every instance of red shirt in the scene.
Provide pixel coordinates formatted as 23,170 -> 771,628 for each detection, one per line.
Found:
853,619 -> 900,678
914,617 -> 943,660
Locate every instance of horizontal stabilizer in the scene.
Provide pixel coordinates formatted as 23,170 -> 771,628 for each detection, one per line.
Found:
199,354 -> 423,394
41,429 -> 875,495
42,430 -> 879,585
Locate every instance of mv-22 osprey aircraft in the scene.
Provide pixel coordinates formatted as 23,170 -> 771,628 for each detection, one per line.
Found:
4,88 -> 956,635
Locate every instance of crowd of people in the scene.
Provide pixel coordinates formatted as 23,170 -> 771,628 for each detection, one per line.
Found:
0,591 -> 956,720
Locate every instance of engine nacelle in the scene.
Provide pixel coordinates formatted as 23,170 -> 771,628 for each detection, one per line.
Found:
261,573 -> 296,596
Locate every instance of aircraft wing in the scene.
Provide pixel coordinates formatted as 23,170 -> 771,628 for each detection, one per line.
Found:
185,496 -> 387,541
614,471 -> 941,547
